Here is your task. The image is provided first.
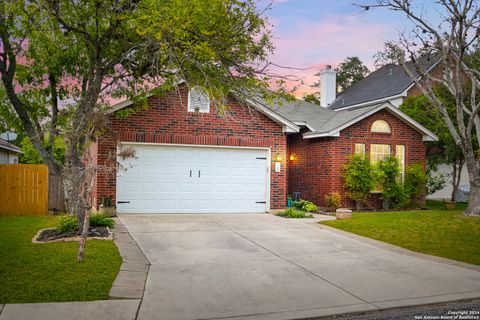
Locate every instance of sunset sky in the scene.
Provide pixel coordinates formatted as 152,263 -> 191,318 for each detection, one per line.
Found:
262,0 -> 438,96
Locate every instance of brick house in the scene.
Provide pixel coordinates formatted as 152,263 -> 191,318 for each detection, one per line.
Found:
91,67 -> 438,213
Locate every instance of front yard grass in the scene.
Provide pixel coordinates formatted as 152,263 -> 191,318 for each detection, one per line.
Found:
320,201 -> 480,266
0,216 -> 122,304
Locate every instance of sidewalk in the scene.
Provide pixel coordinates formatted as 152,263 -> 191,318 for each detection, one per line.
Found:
0,300 -> 140,320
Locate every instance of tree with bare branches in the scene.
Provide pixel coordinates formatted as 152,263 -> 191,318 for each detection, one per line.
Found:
357,0 -> 480,216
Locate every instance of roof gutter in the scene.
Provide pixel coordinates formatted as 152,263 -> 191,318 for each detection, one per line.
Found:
0,145 -> 22,154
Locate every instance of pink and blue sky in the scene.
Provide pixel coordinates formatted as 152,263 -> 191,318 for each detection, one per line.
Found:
262,0 -> 437,95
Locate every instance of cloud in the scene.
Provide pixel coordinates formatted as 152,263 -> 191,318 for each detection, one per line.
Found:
268,14 -> 398,96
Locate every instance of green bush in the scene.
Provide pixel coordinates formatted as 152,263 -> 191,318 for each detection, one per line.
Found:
404,164 -> 427,207
89,214 -> 115,228
292,201 -> 304,210
375,156 -> 405,210
303,201 -> 318,212
56,215 -> 79,233
342,155 -> 375,210
325,192 -> 341,211
292,200 -> 318,212
277,208 -> 312,218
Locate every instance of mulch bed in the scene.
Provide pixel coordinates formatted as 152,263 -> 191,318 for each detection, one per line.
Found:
33,227 -> 112,243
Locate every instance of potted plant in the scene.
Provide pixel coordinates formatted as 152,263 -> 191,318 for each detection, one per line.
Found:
443,199 -> 456,210
99,197 -> 116,217
287,195 -> 293,207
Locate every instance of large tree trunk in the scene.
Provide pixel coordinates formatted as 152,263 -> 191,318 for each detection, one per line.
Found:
451,158 -> 464,202
463,146 -> 480,216
465,181 -> 480,216
63,135 -> 90,231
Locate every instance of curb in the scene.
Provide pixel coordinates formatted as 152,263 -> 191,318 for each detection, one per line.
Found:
109,218 -> 150,300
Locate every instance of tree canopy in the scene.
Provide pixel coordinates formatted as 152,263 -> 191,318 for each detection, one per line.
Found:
335,57 -> 369,93
0,0 -> 277,260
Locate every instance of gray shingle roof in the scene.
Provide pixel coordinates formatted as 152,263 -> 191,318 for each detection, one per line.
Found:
266,99 -> 379,134
0,138 -> 22,154
261,98 -> 437,141
329,55 -> 441,110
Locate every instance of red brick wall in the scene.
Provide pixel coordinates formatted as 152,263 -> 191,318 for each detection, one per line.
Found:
287,109 -> 426,209
95,85 -> 288,210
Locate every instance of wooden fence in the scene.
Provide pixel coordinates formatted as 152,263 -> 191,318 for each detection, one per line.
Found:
48,173 -> 66,213
0,164 -> 49,216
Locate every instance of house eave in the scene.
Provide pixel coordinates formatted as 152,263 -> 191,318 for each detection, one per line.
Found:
293,121 -> 315,132
303,131 -> 340,139
0,145 -> 22,154
302,102 -> 438,142
331,93 -> 406,111
245,98 -> 300,133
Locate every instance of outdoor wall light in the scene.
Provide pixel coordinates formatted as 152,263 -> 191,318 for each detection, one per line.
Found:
275,153 -> 282,161
289,153 -> 297,161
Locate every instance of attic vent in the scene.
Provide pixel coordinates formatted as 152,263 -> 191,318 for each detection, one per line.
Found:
188,86 -> 210,113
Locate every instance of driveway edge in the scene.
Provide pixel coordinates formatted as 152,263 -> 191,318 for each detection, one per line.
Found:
316,223 -> 480,272
109,217 -> 150,300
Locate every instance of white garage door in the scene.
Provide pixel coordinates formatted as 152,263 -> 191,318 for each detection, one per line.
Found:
116,144 -> 269,213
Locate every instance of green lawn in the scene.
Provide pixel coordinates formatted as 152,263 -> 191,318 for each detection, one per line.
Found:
0,216 -> 122,304
321,201 -> 480,266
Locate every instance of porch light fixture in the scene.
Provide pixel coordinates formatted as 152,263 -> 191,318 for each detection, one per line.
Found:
275,153 -> 282,161
289,153 -> 297,161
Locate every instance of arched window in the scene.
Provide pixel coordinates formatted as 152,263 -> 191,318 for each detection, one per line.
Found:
371,120 -> 391,133
188,86 -> 210,113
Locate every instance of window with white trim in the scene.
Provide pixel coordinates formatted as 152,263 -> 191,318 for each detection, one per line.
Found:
396,145 -> 405,182
371,144 -> 391,192
371,120 -> 391,133
370,144 -> 391,165
188,87 -> 210,113
354,143 -> 365,155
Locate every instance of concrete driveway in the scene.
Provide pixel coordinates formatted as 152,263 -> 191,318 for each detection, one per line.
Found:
119,214 -> 480,320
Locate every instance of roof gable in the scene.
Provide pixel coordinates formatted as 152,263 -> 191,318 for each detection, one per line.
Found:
329,54 -> 441,110
302,102 -> 438,141
109,86 -> 300,134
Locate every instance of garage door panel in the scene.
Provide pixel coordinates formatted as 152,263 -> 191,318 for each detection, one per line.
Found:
117,144 -> 268,214
161,164 -> 177,176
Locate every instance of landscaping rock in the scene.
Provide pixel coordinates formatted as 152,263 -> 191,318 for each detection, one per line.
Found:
32,227 -> 113,243
336,208 -> 353,220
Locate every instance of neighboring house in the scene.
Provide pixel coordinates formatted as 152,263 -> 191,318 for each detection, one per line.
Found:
0,138 -> 21,164
90,75 -> 437,213
328,55 -> 468,200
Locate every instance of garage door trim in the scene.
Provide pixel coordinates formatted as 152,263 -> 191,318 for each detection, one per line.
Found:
117,142 -> 272,213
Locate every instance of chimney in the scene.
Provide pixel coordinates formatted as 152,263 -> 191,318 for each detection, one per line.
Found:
320,65 -> 336,107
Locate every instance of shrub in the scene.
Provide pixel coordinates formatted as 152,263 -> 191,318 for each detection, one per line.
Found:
89,213 -> 115,228
325,192 -> 341,211
277,208 -> 312,218
292,200 -> 318,212
375,156 -> 404,209
303,201 -> 318,212
404,164 -> 427,207
342,155 -> 375,210
56,215 -> 79,233
292,201 -> 304,210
